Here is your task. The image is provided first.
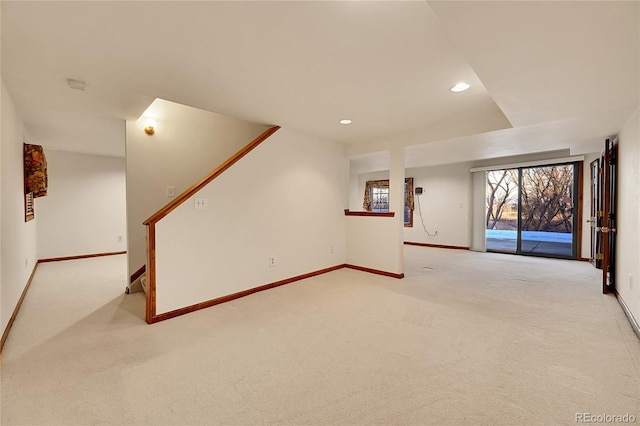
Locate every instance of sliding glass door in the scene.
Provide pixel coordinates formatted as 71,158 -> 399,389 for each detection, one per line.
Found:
486,162 -> 579,259
519,164 -> 576,257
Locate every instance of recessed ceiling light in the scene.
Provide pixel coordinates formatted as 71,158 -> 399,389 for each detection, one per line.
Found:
339,119 -> 352,125
450,82 -> 470,92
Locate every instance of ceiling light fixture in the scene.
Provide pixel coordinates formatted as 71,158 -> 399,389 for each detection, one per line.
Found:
66,78 -> 87,91
450,82 -> 470,93
144,118 -> 157,136
339,119 -> 352,125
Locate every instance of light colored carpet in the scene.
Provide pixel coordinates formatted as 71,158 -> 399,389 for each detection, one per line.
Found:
1,248 -> 638,425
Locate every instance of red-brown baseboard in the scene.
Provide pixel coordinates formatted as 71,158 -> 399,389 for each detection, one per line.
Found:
39,251 -> 127,263
578,257 -> 590,262
344,264 -> 404,279
0,263 -> 39,355
148,263 -> 405,323
404,241 -> 469,251
130,265 -> 146,283
149,264 -> 346,323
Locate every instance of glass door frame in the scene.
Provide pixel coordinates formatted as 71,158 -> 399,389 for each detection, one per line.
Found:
486,161 -> 582,260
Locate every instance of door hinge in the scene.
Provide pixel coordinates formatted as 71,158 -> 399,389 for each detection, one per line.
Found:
597,211 -> 604,217
595,253 -> 604,260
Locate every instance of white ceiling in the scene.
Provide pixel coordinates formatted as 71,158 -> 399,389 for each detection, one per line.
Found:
2,1 -> 638,168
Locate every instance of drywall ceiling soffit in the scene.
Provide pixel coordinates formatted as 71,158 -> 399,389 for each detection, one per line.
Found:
1,1 -> 509,158
468,149 -> 572,171
350,107 -> 620,174
428,1 -> 639,129
349,1 -> 639,167
403,113 -> 619,169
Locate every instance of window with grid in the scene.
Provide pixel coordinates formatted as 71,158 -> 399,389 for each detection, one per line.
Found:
371,186 -> 389,212
363,178 -> 413,226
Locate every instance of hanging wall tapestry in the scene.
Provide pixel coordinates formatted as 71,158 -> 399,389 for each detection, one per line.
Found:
23,143 -> 48,222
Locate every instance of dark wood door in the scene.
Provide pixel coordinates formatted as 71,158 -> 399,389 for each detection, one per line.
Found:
600,138 -> 618,294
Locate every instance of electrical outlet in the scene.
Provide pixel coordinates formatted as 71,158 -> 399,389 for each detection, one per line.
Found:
194,198 -> 208,210
269,256 -> 276,267
166,186 -> 175,197
117,236 -> 123,243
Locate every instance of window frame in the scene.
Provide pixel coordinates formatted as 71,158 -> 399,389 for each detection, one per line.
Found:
363,178 -> 414,227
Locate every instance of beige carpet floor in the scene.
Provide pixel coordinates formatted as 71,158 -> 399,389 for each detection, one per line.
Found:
1,247 -> 638,425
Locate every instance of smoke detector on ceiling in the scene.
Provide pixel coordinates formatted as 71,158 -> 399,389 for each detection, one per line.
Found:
66,79 -> 87,91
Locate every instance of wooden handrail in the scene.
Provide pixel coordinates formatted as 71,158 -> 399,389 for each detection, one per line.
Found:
142,125 -> 280,324
143,125 -> 280,226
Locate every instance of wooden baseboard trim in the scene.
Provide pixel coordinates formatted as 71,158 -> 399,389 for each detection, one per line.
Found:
130,265 -> 146,283
38,251 -> 127,264
404,241 -> 470,251
149,264 -> 345,323
578,257 -> 590,262
0,263 -> 39,355
615,291 -> 640,342
148,262 -> 407,324
344,264 -> 404,279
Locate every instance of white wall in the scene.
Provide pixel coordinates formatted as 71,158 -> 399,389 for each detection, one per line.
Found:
1,81 -> 38,336
354,163 -> 471,248
36,150 -> 127,259
346,216 -> 401,274
615,108 -> 640,327
355,154 -> 596,253
351,170 -> 389,211
0,82 -> 3,335
345,155 -> 404,275
125,98 -> 270,278
154,128 -> 347,315
405,163 -> 471,247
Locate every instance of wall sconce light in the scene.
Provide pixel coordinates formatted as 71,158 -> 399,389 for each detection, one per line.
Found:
144,119 -> 157,136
